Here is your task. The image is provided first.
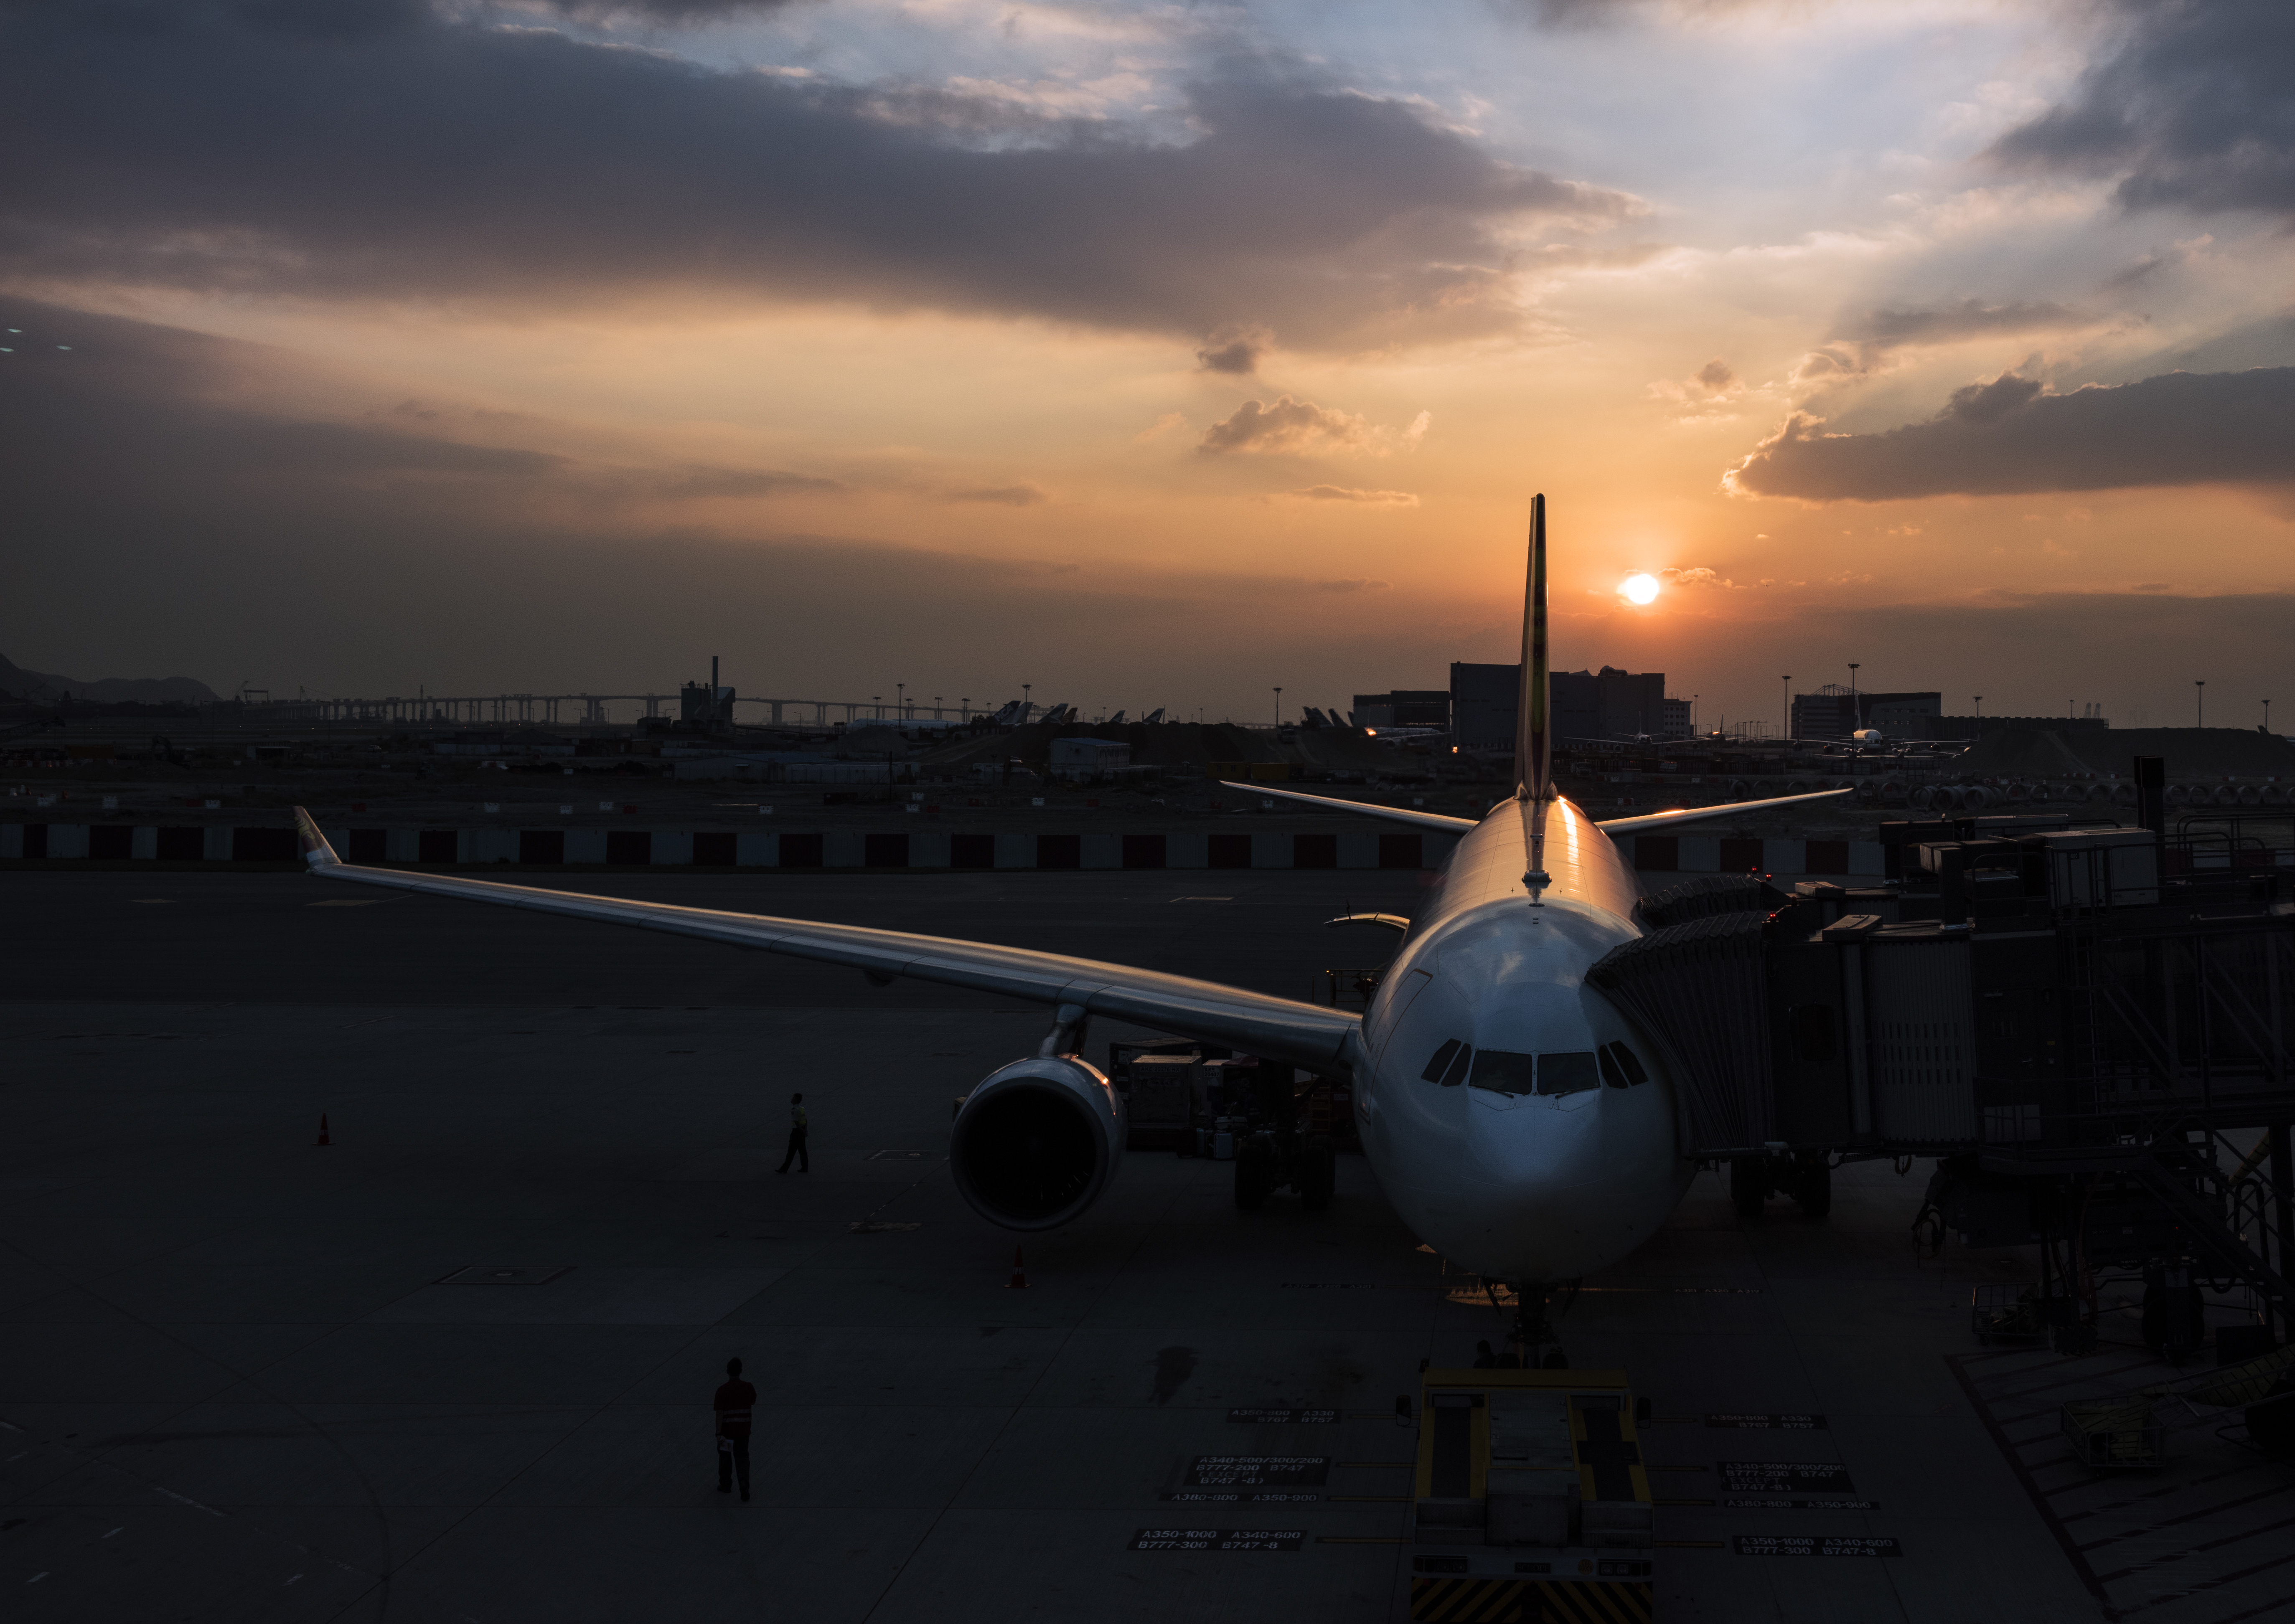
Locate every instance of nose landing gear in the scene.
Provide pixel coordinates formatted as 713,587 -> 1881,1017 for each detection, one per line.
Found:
1509,1280 -> 1574,1370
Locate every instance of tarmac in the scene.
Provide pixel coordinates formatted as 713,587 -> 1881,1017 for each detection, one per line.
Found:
1,870 -> 2280,1622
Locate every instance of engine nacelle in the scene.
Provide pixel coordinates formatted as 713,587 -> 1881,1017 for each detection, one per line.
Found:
950,1056 -> 1126,1231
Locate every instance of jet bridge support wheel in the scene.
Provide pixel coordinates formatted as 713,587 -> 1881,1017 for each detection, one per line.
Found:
1234,1141 -> 1272,1210
1729,1156 -> 1769,1218
1793,1155 -> 1832,1220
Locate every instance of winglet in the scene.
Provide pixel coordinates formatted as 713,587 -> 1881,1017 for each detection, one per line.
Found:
292,806 -> 340,869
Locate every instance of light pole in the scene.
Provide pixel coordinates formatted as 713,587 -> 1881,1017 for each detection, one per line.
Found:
960,696 -> 969,722
1273,687 -> 1283,726
2266,699 -> 2274,734
895,682 -> 905,721
1781,676 -> 1791,741
872,693 -> 882,721
1973,695 -> 1982,725
1022,683 -> 1031,723
2196,680 -> 2206,728
1847,662 -> 1860,731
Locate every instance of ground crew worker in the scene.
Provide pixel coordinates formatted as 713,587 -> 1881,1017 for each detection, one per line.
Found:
776,1092 -> 809,1173
714,1356 -> 756,1500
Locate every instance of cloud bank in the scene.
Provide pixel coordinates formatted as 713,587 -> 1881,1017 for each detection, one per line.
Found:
0,2 -> 1635,351
1989,0 -> 2295,223
1726,366 -> 2295,501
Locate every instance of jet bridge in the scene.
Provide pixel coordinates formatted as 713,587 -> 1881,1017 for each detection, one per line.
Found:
1588,785 -> 2295,1358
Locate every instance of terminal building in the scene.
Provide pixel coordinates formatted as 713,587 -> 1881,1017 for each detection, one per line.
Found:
1452,663 -> 1685,749
1350,690 -> 1451,730
1791,685 -> 1940,741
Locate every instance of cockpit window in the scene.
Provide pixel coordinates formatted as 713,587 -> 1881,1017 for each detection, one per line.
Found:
1537,1052 -> 1600,1096
1441,1045 -> 1473,1086
1599,1041 -> 1650,1088
1469,1050 -> 1535,1095
1421,1039 -> 1461,1083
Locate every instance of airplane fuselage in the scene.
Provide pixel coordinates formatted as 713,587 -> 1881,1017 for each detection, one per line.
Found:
1351,794 -> 1691,1281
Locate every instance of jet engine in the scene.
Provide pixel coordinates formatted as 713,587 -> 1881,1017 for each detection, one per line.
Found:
949,1056 -> 1126,1231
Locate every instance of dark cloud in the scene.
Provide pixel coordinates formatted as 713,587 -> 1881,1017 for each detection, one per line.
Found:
649,466 -> 841,499
1196,332 -> 1268,375
1726,365 -> 2295,501
1851,299 -> 2085,349
1199,396 -> 1380,457
540,0 -> 809,19
1281,486 -> 1419,506
0,3 -> 1633,350
1989,0 -> 2295,221
0,297 -> 849,533
1791,299 -> 2090,386
949,485 -> 1045,506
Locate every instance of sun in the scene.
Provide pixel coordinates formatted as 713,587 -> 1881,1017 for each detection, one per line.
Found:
1619,573 -> 1660,606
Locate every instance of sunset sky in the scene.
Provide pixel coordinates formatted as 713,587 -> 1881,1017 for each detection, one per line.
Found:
5,0 -> 2292,730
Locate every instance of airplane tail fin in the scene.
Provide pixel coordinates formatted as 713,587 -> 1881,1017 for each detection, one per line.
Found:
1517,493 -> 1549,803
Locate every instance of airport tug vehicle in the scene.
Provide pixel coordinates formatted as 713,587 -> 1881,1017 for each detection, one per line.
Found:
1407,1367 -> 1655,1624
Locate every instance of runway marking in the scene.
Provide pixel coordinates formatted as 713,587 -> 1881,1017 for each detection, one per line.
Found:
1162,1491 -> 1322,1502
1184,1456 -> 1330,1487
1735,1536 -> 1901,1557
152,1486 -> 222,1517
1708,1414 -> 1828,1429
437,1265 -> 572,1285
1718,1463 -> 1854,1494
1227,1408 -> 1339,1424
1130,1528 -> 1302,1552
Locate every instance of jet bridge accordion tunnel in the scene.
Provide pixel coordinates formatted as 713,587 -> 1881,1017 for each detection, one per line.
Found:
1587,790 -> 2295,1356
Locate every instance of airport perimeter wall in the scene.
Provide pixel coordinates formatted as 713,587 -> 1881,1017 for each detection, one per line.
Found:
0,822 -> 1885,878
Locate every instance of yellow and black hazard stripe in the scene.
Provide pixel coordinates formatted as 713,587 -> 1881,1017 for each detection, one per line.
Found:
1533,1579 -> 1655,1624
1410,1576 -> 1530,1622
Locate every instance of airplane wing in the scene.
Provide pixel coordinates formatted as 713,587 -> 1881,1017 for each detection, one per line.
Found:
290,809 -> 1358,1075
1218,779 -> 1855,834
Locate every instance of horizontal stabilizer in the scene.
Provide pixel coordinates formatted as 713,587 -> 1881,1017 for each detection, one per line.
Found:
1215,781 -> 1478,833
1593,786 -> 1853,834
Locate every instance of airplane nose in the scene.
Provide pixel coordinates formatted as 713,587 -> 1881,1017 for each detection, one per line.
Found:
1466,1087 -> 1602,1189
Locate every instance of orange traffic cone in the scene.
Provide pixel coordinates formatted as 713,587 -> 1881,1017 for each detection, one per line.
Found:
315,1113 -> 331,1147
1006,1246 -> 1029,1289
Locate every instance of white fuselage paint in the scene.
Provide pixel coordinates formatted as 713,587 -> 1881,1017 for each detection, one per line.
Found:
1352,794 -> 1691,1281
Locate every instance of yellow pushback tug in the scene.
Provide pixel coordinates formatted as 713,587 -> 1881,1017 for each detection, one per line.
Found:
1408,1368 -> 1655,1624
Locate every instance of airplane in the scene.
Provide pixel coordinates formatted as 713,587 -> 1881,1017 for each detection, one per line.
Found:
286,494 -> 1850,1364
